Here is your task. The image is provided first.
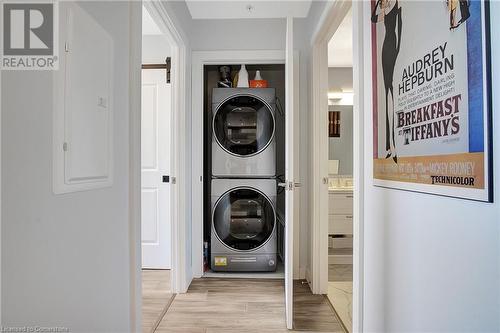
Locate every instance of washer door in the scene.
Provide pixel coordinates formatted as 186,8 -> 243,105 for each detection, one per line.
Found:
213,187 -> 275,251
213,95 -> 275,157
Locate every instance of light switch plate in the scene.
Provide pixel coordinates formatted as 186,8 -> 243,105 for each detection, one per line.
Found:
97,96 -> 107,108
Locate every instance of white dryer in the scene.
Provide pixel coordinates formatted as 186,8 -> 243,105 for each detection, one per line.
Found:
211,178 -> 277,272
212,88 -> 276,177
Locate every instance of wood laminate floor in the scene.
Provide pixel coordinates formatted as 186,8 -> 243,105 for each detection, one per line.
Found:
155,277 -> 344,333
142,270 -> 173,333
294,280 -> 344,333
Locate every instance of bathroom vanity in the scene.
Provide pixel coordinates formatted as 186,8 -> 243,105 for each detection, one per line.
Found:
328,177 -> 353,264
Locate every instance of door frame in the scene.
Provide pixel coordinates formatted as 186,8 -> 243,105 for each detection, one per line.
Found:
191,49 -> 288,278
284,16 -> 296,330
129,1 -> 188,331
310,1 -> 365,332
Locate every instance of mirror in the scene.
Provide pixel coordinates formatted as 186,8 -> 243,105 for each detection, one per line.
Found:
328,105 -> 353,175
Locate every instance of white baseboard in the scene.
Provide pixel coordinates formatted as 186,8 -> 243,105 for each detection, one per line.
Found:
181,270 -> 194,293
299,267 -> 306,279
305,267 -> 311,283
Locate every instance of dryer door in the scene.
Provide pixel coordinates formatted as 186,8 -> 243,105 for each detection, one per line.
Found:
213,95 -> 275,157
213,187 -> 275,251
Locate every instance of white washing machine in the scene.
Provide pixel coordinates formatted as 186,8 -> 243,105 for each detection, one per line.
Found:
211,178 -> 277,272
212,88 -> 276,177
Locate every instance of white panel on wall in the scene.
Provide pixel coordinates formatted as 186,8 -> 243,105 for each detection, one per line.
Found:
53,3 -> 114,193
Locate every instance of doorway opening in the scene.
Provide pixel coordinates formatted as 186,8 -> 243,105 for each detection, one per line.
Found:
325,7 -> 354,332
190,49 -> 298,329
200,63 -> 286,279
140,4 -> 175,332
310,1 -> 365,332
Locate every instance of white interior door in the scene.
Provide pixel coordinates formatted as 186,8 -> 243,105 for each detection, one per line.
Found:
141,69 -> 172,269
284,16 -> 299,330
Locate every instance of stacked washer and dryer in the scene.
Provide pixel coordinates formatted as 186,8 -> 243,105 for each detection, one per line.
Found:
210,88 -> 278,272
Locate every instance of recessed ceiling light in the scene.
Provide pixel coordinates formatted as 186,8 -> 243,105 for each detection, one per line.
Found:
246,4 -> 254,13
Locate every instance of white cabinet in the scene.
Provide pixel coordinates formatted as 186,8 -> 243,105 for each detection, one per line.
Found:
328,214 -> 353,235
328,190 -> 353,265
328,191 -> 353,235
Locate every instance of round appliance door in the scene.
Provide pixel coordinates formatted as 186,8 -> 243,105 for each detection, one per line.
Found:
213,94 -> 275,157
213,187 -> 275,251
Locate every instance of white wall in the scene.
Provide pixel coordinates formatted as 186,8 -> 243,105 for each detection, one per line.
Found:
328,67 -> 353,92
190,18 -> 286,50
360,1 -> 500,332
1,2 -> 137,331
161,0 -> 193,42
142,35 -> 171,64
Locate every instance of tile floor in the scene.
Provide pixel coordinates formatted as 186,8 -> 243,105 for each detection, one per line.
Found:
327,264 -> 353,333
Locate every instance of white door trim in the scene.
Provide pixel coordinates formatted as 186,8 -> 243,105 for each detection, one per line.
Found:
129,3 -> 142,331
285,17 -> 294,330
144,0 -> 189,294
191,50 -> 286,278
129,1 -> 188,331
351,3 -> 366,331
310,1 -> 365,332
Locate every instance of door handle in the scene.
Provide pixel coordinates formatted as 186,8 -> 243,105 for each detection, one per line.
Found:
163,175 -> 176,184
278,181 -> 302,190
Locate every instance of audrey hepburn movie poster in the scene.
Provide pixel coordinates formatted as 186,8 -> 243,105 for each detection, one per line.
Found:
370,0 -> 493,202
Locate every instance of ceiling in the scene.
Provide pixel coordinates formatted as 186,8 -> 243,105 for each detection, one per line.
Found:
185,1 -> 312,19
328,8 -> 352,67
143,6 -> 162,35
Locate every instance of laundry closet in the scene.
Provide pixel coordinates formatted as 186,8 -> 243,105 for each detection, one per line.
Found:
202,64 -> 286,277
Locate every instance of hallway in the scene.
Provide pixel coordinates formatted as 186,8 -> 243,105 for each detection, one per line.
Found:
153,278 -> 344,333
1,1 -> 498,332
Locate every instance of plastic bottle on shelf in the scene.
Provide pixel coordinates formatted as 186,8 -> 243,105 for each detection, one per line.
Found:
236,64 -> 249,88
